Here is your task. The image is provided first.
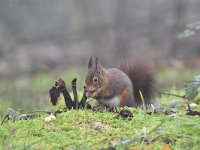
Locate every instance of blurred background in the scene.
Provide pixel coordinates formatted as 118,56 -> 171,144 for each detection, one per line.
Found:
0,0 -> 199,111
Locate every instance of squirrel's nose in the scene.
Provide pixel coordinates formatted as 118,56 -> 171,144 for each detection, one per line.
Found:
89,90 -> 95,93
86,86 -> 95,93
86,91 -> 93,97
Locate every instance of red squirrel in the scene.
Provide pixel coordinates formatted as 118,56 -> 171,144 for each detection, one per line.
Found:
85,57 -> 156,107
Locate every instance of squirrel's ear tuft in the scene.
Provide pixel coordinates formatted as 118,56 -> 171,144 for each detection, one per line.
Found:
95,57 -> 104,75
94,57 -> 99,68
88,57 -> 94,69
95,57 -> 100,70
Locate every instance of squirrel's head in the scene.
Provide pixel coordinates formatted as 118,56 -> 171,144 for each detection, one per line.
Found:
85,57 -> 106,99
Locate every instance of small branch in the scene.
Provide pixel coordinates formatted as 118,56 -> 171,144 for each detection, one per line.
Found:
61,86 -> 73,110
79,86 -> 89,108
49,78 -> 73,109
71,78 -> 79,109
187,104 -> 191,111
1,113 -> 9,125
49,86 -> 61,105
158,91 -> 186,99
49,78 -> 90,110
26,110 -> 52,114
57,79 -> 73,109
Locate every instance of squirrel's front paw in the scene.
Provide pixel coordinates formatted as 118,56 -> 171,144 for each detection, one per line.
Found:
106,107 -> 117,112
92,105 -> 102,111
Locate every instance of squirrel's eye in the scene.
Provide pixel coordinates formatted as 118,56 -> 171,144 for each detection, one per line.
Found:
93,77 -> 98,83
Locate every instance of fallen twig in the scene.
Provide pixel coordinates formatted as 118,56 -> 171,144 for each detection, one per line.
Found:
1,113 -> 9,125
71,78 -> 79,109
26,110 -> 52,114
79,86 -> 90,109
158,91 -> 186,99
185,103 -> 200,116
49,78 -> 73,109
49,78 -> 90,110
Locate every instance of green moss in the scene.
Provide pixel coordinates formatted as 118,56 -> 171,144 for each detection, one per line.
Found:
0,108 -> 200,150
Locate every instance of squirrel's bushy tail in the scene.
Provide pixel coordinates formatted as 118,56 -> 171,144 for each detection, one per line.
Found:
119,60 -> 156,107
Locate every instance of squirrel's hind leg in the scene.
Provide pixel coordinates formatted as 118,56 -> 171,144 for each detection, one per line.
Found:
119,86 -> 134,107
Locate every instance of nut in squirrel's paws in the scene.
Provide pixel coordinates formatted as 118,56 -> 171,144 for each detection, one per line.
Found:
44,114 -> 56,122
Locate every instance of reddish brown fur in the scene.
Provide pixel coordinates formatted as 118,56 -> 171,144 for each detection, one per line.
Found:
119,86 -> 134,107
85,57 -> 156,107
119,60 -> 156,106
85,63 -> 108,99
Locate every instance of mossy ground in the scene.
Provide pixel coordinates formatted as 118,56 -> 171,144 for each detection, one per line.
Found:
1,105 -> 200,150
0,67 -> 200,150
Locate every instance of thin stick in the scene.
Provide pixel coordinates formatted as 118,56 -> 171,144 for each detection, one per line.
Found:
71,78 -> 79,109
26,110 -> 52,114
158,91 -> 186,99
62,87 -> 73,109
56,79 -> 73,109
1,114 -> 9,125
